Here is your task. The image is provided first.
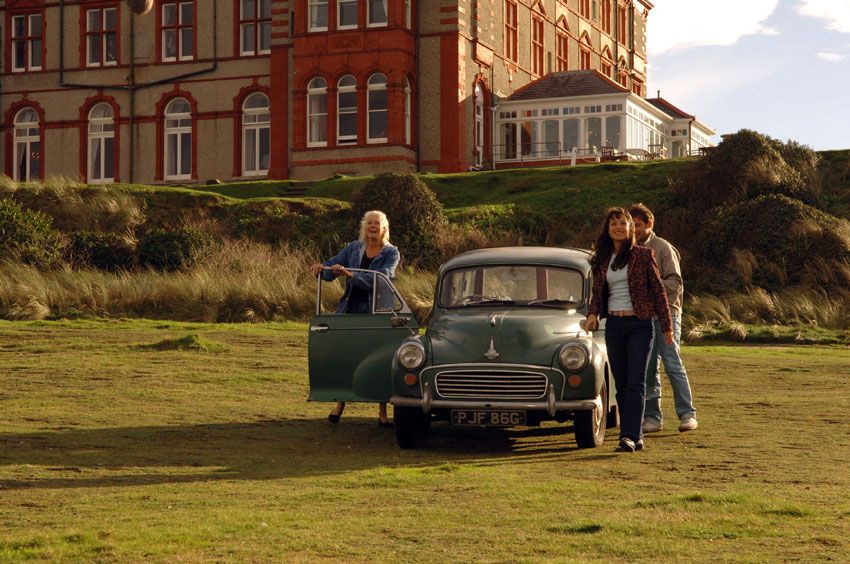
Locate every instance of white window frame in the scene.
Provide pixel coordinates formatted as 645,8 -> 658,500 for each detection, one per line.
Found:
161,1 -> 194,62
337,75 -> 358,145
338,0 -> 358,29
240,0 -> 272,55
12,13 -> 43,72
368,0 -> 389,28
242,93 -> 271,176
88,104 -> 116,184
367,73 -> 388,144
86,7 -> 119,68
404,77 -> 412,146
404,0 -> 412,29
307,78 -> 328,147
13,108 -> 40,182
164,98 -> 192,180
309,0 -> 329,32
474,83 -> 484,167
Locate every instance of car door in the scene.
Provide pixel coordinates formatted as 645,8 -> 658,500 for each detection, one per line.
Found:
308,270 -> 419,402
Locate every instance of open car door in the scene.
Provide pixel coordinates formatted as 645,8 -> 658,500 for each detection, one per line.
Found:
308,269 -> 419,403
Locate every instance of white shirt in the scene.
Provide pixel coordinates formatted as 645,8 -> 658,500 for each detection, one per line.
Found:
607,254 -> 633,312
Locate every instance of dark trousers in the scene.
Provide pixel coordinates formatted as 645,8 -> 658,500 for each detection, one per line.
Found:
605,316 -> 654,442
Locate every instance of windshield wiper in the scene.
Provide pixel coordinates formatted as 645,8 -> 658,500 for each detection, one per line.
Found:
463,298 -> 516,307
526,298 -> 579,307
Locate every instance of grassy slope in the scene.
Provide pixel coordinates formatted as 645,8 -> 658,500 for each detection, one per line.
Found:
1,320 -> 848,561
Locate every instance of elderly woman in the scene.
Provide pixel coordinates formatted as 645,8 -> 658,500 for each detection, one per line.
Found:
309,210 -> 400,427
584,207 -> 673,453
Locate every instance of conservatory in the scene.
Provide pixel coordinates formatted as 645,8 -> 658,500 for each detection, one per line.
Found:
491,70 -> 714,167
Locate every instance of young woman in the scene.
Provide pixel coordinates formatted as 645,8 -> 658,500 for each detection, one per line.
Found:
309,210 -> 400,428
584,207 -> 673,452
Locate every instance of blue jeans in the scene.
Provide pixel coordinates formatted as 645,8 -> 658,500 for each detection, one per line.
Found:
644,314 -> 696,424
605,316 -> 654,442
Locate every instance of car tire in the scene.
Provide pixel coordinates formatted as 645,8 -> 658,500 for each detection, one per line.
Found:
574,381 -> 607,448
395,406 -> 431,449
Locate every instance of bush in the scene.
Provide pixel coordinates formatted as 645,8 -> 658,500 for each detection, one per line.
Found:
351,173 -> 446,266
67,231 -> 136,271
692,194 -> 850,292
677,129 -> 816,214
0,198 -> 62,267
138,228 -> 216,271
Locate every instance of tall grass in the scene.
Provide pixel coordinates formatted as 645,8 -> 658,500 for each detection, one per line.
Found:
684,286 -> 850,341
0,241 -> 437,323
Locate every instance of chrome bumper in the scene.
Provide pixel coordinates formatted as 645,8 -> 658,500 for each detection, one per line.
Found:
389,383 -> 601,417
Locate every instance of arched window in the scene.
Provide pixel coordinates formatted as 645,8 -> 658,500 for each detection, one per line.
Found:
580,34 -> 592,70
88,103 -> 115,183
164,98 -> 192,180
307,77 -> 328,147
601,47 -> 613,78
404,77 -> 412,146
474,83 -> 483,167
618,57 -> 628,86
556,19 -> 569,71
13,108 -> 40,181
337,75 -> 358,145
367,73 -> 387,143
242,93 -> 270,175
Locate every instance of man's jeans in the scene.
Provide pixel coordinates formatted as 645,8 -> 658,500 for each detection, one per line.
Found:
644,314 -> 696,424
605,316 -> 654,442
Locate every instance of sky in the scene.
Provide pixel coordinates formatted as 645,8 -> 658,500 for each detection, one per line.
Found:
645,0 -> 850,150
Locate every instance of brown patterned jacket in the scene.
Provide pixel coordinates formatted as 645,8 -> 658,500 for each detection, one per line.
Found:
588,246 -> 673,335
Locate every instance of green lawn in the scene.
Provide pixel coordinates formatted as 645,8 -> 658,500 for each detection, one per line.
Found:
1,320 -> 848,561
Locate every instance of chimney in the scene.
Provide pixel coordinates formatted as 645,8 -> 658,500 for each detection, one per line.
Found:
657,90 -> 661,98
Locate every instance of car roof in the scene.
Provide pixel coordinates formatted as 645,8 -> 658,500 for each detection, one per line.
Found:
439,246 -> 592,273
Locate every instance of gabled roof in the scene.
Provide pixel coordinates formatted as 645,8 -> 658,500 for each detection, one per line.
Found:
506,70 -> 628,102
646,97 -> 694,120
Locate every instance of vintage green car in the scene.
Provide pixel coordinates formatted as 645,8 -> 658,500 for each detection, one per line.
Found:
308,247 -> 618,449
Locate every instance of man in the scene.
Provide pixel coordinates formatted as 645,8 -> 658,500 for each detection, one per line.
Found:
629,203 -> 698,432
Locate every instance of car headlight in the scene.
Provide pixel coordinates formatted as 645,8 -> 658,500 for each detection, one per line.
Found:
397,342 -> 425,370
559,343 -> 589,372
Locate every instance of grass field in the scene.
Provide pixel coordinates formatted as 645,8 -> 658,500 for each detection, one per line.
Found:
1,320 -> 849,562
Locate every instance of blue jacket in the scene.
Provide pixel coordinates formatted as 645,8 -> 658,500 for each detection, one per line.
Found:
321,240 -> 400,313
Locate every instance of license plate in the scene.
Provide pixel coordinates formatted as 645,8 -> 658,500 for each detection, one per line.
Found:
450,410 -> 526,427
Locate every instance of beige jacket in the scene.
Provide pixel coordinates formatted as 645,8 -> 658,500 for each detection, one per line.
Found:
640,231 -> 683,314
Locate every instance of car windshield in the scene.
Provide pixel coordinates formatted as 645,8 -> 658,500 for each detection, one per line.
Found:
439,265 -> 584,308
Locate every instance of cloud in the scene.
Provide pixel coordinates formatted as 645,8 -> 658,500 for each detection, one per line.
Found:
798,0 -> 850,33
648,0 -> 779,56
817,51 -> 847,62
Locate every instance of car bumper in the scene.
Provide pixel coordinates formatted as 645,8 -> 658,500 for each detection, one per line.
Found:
389,383 -> 601,416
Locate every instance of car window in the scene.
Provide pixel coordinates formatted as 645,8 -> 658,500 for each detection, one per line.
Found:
374,275 -> 403,313
439,265 -> 584,307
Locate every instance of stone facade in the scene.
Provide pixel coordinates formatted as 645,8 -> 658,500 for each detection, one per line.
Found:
2,0 -> 650,183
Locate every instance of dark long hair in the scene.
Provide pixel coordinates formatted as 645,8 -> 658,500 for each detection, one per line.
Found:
589,207 -> 636,271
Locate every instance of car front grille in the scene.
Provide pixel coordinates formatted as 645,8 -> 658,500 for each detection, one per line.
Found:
434,370 -> 548,399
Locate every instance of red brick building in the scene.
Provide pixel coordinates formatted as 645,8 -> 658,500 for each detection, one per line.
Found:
2,0 -> 652,183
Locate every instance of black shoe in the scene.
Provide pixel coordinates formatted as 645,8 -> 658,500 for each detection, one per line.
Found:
378,419 -> 394,428
327,413 -> 341,424
635,440 -> 645,451
615,438 -> 636,452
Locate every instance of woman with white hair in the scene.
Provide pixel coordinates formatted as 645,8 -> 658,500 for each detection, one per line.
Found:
309,210 -> 400,427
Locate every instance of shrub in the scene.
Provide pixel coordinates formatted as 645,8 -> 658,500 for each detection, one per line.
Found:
0,197 -> 62,267
67,231 -> 136,271
677,129 -> 816,214
138,228 -> 216,271
351,173 -> 446,267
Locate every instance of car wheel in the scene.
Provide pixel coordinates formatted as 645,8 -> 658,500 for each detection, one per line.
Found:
395,406 -> 431,449
574,381 -> 607,448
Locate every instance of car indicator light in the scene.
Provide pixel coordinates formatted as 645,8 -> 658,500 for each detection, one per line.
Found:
403,373 -> 418,386
567,375 -> 582,388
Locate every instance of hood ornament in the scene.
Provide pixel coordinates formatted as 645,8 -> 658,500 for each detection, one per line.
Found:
488,313 -> 497,327
484,337 -> 500,360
